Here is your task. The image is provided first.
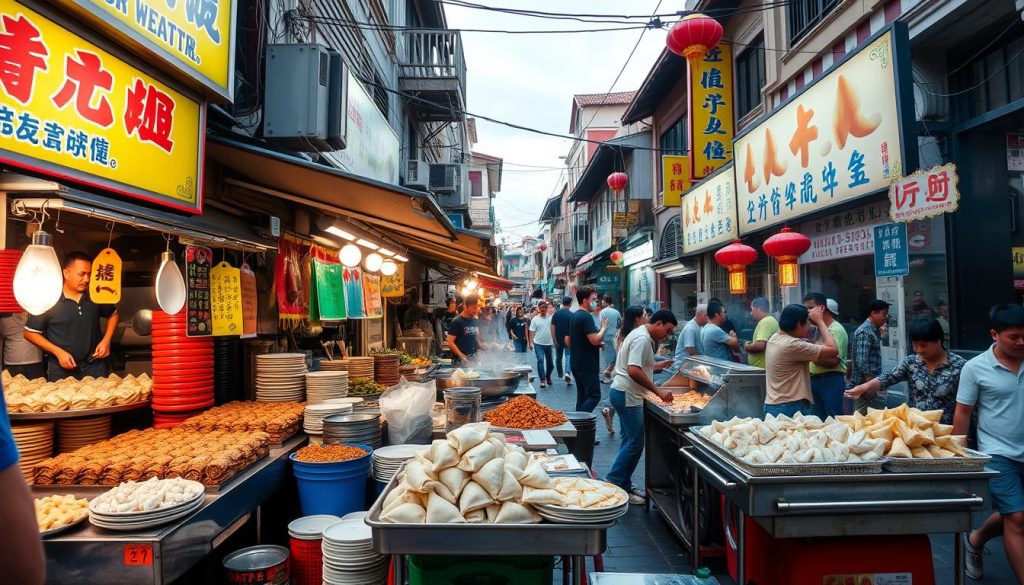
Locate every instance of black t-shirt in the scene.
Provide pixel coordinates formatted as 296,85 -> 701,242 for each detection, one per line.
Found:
509,317 -> 528,340
569,309 -> 600,372
441,310 -> 458,334
25,291 -> 117,362
447,314 -> 481,358
551,308 -> 574,347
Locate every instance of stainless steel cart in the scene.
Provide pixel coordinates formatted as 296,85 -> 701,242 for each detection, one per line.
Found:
682,432 -> 995,585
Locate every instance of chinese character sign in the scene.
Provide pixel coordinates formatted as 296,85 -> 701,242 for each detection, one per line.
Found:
57,0 -> 234,99
873,223 -> 909,277
662,155 -> 690,206
312,258 -> 346,321
889,163 -> 959,222
363,273 -> 383,318
736,30 -> 905,235
239,262 -> 256,338
210,261 -> 242,336
185,245 -> 212,336
380,266 -> 404,298
0,1 -> 204,212
689,43 -> 734,180
681,165 -> 739,255
90,247 -> 121,303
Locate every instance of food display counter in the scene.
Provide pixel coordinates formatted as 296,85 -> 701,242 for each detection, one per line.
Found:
37,435 -> 306,584
644,357 -> 765,553
682,431 -> 994,585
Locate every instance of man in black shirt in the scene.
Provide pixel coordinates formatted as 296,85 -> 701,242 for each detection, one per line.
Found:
550,296 -> 575,384
441,297 -> 458,335
569,286 -> 607,413
446,295 -> 484,364
24,251 -> 118,381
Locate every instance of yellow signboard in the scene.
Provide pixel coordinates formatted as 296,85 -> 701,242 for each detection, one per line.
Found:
689,43 -> 734,180
210,261 -> 243,336
0,1 -> 205,213
681,165 -> 739,255
380,267 -> 404,298
90,247 -> 121,303
662,155 -> 690,207
735,29 -> 906,235
55,0 -> 234,100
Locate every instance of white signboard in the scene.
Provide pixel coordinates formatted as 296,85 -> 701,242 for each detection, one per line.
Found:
327,72 -> 400,184
799,201 -> 889,264
736,30 -> 906,234
888,163 -> 959,222
681,165 -> 738,255
623,240 -> 654,266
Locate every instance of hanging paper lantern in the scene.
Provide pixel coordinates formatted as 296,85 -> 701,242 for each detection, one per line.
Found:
610,250 -> 624,266
340,244 -> 362,268
14,230 -> 63,315
666,13 -> 724,63
607,172 -> 628,194
763,227 -> 811,288
539,243 -> 548,252
714,240 -> 758,294
364,252 -> 384,273
380,259 -> 398,276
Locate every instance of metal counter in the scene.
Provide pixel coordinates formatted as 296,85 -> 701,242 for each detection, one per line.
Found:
682,432 -> 995,585
39,435 -> 306,584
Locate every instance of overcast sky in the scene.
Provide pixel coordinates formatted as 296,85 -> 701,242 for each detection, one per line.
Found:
444,1 -> 671,244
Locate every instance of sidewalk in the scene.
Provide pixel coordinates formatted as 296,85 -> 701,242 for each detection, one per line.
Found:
515,351 -> 1017,584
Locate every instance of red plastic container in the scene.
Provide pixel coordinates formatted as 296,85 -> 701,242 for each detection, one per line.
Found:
288,536 -> 323,585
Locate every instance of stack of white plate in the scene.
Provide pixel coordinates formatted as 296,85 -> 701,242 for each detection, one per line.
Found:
534,483 -> 630,524
288,514 -> 341,539
255,353 -> 307,402
321,519 -> 388,585
371,444 -> 428,483
12,421 -> 53,480
304,402 -> 355,435
57,416 -> 112,453
306,371 -> 349,404
89,484 -> 205,531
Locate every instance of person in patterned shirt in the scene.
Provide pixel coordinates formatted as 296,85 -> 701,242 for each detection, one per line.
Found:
845,317 -> 965,424
846,299 -> 890,413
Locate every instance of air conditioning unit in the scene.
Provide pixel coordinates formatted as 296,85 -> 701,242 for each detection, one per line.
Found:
263,44 -> 346,151
429,164 -> 459,193
404,160 -> 429,189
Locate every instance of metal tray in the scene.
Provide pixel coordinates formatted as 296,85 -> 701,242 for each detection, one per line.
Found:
883,448 -> 992,473
9,400 -> 151,420
688,426 -> 886,476
365,464 -> 612,556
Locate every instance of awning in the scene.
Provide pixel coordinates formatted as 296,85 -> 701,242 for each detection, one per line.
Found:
206,134 -> 496,273
568,135 -> 639,203
652,257 -> 698,279
477,273 -> 515,292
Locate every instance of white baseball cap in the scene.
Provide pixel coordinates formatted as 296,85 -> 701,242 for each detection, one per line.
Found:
826,298 -> 839,315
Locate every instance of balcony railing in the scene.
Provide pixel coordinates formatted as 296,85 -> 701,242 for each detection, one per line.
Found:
398,30 -> 466,120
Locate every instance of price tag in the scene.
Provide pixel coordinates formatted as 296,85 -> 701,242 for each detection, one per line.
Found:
123,543 -> 153,566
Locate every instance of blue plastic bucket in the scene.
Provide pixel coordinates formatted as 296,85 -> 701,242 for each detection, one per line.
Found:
290,444 -> 373,517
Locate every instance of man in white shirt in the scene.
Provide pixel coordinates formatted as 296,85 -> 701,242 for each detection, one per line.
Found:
599,295 -> 622,382
607,310 -> 678,504
528,300 -> 555,387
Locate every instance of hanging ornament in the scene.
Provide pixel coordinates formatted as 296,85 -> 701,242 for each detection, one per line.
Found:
607,172 -> 629,194
539,243 -> 548,252
13,229 -> 62,315
340,244 -> 362,268
666,13 -> 724,63
155,250 -> 186,315
91,248 -> 122,304
763,227 -> 811,288
610,250 -> 624,266
715,240 -> 758,294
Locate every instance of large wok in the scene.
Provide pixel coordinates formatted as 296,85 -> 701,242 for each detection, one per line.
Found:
431,370 -> 520,399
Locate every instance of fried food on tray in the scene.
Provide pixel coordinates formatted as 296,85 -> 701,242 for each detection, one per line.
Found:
836,405 -> 967,459
3,371 -> 152,413
643,390 -> 711,412
176,401 -> 304,444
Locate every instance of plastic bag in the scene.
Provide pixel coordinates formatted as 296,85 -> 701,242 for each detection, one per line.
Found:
380,378 -> 437,444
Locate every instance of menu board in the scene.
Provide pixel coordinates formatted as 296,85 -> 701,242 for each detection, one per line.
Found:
239,263 -> 257,338
185,244 -> 212,336
313,259 -> 347,320
363,274 -> 383,318
210,261 -> 243,336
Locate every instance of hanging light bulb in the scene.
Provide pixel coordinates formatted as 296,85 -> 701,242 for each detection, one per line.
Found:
340,244 -> 362,268
364,252 -> 384,273
13,229 -> 62,315
155,250 -> 186,315
380,259 -> 398,276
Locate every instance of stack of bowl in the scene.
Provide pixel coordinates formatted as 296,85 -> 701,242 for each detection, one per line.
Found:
151,310 -> 214,428
0,248 -> 23,311
214,337 -> 242,404
322,413 -> 381,449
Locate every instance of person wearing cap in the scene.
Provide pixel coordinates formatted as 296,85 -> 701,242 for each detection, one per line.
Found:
744,297 -> 778,369
550,296 -> 575,384
803,292 -> 849,417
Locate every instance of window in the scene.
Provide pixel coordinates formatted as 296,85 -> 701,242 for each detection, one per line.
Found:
787,0 -> 841,45
469,171 -> 483,197
735,35 -> 765,120
954,31 -> 1024,119
659,116 -> 687,155
658,217 -> 681,261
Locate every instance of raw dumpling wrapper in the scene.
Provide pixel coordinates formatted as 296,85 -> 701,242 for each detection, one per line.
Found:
494,501 -> 541,524
438,466 -> 470,498
495,467 -> 523,502
504,451 -> 527,473
458,480 -> 495,515
464,509 -> 487,523
426,492 -> 465,523
518,458 -> 554,489
522,486 -> 563,505
381,502 -> 426,523
448,422 -> 490,455
484,503 -> 501,523
427,440 -> 460,471
426,480 -> 458,505
471,458 -> 506,499
406,456 -> 436,492
457,440 -> 499,473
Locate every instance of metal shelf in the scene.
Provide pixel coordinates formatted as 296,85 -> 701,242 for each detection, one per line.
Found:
10,400 -> 151,421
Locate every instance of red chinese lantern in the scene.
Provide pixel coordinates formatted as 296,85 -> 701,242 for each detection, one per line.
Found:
666,13 -> 724,63
714,240 -> 757,294
610,250 -> 624,265
763,227 -> 811,288
607,172 -> 628,194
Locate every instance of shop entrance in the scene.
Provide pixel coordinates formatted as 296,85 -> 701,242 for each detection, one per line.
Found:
803,255 -> 876,337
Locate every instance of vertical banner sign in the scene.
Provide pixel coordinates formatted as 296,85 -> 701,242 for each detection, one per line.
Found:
689,43 -> 734,180
313,259 -> 347,320
210,261 -> 242,336
363,274 -> 383,318
0,1 -> 206,213
90,248 -> 121,303
380,266 -> 404,298
342,267 -> 365,319
736,29 -> 906,235
662,155 -> 690,206
681,165 -> 739,255
239,262 -> 257,338
873,223 -> 909,277
185,244 -> 212,336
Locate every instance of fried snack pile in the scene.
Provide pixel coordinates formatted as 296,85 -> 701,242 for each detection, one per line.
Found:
4,372 -> 153,413
836,404 -> 967,459
294,444 -> 368,463
35,494 -> 88,532
483,396 -> 568,430
177,401 -> 304,444
643,390 -> 711,412
31,428 -> 270,486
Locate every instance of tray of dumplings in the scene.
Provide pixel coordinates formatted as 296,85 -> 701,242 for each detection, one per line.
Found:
691,413 -> 890,477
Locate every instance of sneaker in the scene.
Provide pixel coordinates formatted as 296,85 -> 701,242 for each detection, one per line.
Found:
539,381 -> 547,388
963,533 -> 984,580
629,487 -> 647,499
627,493 -> 646,505
564,375 -> 572,384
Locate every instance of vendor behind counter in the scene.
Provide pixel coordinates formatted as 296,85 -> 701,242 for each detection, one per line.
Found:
23,251 -> 118,381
